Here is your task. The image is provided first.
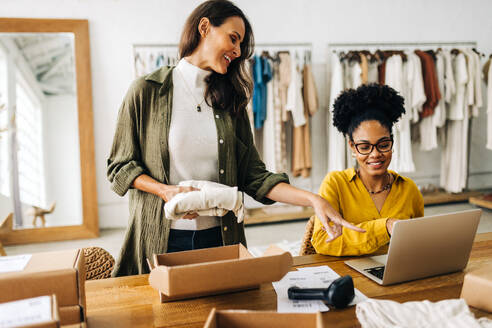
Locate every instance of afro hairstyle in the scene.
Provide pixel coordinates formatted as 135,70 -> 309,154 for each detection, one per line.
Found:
332,83 -> 405,139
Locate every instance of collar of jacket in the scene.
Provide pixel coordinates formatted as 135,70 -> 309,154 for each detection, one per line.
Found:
145,66 -> 174,95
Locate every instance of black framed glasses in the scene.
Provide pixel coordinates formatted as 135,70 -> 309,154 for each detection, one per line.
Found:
354,139 -> 393,155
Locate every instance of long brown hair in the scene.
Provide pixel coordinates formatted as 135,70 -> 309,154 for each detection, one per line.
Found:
179,0 -> 254,116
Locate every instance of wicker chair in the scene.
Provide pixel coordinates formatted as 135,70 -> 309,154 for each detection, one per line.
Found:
299,216 -> 317,256
83,247 -> 115,280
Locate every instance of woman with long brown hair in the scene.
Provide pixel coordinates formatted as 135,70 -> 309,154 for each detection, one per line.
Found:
108,0 -> 364,276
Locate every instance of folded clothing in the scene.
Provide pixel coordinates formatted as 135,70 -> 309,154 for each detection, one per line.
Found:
356,298 -> 492,328
164,180 -> 245,223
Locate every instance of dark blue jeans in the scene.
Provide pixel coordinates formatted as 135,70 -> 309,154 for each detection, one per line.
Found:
167,226 -> 223,253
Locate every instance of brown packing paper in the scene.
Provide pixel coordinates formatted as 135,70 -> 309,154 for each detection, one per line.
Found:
461,265 -> 492,313
59,305 -> 84,325
203,309 -> 324,328
148,244 -> 292,302
0,249 -> 86,315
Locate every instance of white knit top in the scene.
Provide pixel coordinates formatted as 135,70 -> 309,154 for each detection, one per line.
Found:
168,58 -> 220,230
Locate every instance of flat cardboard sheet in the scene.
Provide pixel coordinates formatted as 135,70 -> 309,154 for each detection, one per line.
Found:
149,244 -> 292,302
203,309 -> 324,328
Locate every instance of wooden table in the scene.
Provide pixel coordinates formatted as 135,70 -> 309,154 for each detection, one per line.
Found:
86,233 -> 492,327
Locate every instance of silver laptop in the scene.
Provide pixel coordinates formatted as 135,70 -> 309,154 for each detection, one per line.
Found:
345,209 -> 481,285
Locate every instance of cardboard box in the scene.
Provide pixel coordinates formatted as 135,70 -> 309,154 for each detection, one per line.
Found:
203,309 -> 324,328
148,244 -> 292,302
0,249 -> 86,317
59,305 -> 84,325
0,295 -> 60,328
461,265 -> 492,313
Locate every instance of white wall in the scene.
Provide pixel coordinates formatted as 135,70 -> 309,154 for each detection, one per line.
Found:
2,0 -> 492,228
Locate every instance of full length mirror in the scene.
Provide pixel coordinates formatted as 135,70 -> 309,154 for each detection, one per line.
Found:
0,32 -> 82,228
0,19 -> 98,244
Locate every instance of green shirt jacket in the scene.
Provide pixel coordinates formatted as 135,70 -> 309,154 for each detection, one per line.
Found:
107,66 -> 289,276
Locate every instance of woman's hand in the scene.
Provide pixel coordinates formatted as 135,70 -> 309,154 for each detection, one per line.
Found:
310,194 -> 366,242
158,185 -> 200,219
386,218 -> 398,236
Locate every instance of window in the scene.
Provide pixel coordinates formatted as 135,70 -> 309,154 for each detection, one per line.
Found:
0,47 -> 8,198
15,74 -> 46,208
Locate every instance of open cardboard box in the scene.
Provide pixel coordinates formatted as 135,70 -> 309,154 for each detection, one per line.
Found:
0,295 -> 60,328
461,264 -> 492,313
148,244 -> 292,302
0,249 -> 86,323
203,309 -> 324,328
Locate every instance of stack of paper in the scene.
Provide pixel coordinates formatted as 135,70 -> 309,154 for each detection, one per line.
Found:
272,265 -> 368,313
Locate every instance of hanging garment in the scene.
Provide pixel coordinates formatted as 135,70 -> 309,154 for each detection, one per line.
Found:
467,49 -> 483,118
433,52 -> 447,129
252,55 -> 272,129
385,55 -> 404,172
483,57 -> 491,85
285,54 -> 306,127
292,64 -> 318,177
442,49 -> 456,104
447,53 -> 468,120
273,59 -> 289,172
367,59 -> 379,84
440,52 -> 469,193
278,52 -> 292,122
408,52 -> 427,124
360,53 -> 369,84
487,60 -> 492,150
327,53 -> 347,172
414,50 -> 442,119
262,58 -> 276,172
345,60 -> 363,168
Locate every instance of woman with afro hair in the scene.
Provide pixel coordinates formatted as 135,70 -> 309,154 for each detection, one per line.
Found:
311,83 -> 424,256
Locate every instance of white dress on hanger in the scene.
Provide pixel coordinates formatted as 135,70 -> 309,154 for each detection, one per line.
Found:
384,55 -> 403,172
327,53 -> 347,171
285,53 -> 306,127
440,52 -> 469,193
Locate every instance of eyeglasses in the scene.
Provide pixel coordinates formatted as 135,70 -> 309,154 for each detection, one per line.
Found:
354,139 -> 393,155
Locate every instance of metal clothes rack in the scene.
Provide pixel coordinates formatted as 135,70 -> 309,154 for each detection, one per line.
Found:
132,43 -> 179,77
327,41 -> 479,194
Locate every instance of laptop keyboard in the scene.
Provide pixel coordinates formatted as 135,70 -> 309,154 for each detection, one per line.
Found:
365,266 -> 385,280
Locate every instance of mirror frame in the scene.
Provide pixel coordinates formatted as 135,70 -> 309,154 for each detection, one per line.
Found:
0,18 -> 99,245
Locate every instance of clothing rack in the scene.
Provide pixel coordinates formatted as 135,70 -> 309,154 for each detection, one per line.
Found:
326,41 -> 482,202
328,41 -> 477,50
132,44 -> 179,77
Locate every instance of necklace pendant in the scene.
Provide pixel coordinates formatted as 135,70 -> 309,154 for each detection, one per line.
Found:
197,105 -> 201,112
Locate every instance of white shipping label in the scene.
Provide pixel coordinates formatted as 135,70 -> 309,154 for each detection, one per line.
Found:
0,254 -> 31,273
0,295 -> 52,328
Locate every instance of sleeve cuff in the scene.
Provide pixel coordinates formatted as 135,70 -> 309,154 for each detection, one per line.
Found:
254,173 -> 290,204
374,218 -> 391,246
111,162 -> 145,196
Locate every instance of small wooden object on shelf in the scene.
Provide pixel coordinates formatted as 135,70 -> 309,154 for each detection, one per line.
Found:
0,213 -> 13,256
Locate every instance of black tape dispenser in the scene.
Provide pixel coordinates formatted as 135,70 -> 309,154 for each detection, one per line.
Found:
287,275 -> 355,309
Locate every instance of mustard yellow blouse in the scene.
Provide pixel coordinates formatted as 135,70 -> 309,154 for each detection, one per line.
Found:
311,168 -> 424,256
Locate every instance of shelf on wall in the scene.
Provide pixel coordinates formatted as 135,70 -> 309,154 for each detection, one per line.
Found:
423,190 -> 483,205
469,195 -> 492,210
244,190 -> 486,225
